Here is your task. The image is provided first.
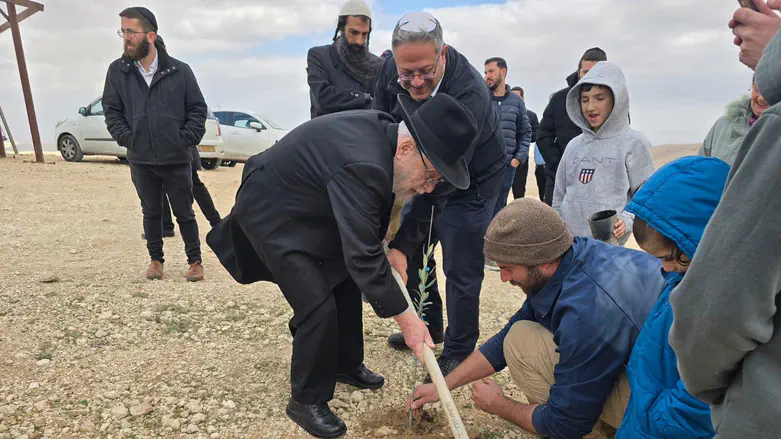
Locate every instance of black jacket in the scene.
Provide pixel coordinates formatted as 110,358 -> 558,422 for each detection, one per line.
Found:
206,110 -> 408,319
528,109 -> 539,143
102,43 -> 207,165
373,46 -> 505,201
536,71 -> 582,178
307,44 -> 377,119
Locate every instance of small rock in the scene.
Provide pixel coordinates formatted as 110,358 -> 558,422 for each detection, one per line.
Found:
374,427 -> 389,438
185,401 -> 203,414
130,401 -> 153,417
111,404 -> 129,418
330,399 -> 348,410
140,311 -> 155,321
210,434 -> 220,439
186,423 -> 199,434
191,413 -> 206,425
69,249 -> 79,255
33,417 -> 45,428
95,329 -> 108,338
226,301 -> 236,309
207,425 -> 217,433
80,421 -> 95,432
99,311 -> 113,320
39,275 -> 59,283
104,391 -> 119,400
28,382 -> 40,390
35,359 -> 50,367
221,400 -> 235,409
350,391 -> 363,403
120,420 -> 132,429
162,416 -> 180,431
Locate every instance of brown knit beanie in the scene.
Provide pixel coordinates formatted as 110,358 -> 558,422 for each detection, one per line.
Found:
484,198 -> 574,267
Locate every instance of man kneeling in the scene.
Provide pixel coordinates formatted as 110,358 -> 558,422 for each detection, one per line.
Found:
409,198 -> 665,439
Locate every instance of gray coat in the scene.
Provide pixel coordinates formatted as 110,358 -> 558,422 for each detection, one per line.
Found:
670,28 -> 781,439
698,96 -> 753,166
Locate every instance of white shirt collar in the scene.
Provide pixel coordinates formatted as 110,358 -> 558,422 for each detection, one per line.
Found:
135,50 -> 158,74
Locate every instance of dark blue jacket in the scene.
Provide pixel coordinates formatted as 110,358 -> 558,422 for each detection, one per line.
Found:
617,156 -> 729,439
479,237 -> 664,439
491,86 -> 532,162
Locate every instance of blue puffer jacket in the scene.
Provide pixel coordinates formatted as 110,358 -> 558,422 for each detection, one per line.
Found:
617,156 -> 730,439
491,85 -> 531,162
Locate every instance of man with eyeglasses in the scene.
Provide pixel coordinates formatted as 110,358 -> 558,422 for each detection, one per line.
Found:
373,11 -> 506,378
103,7 -> 208,281
307,0 -> 383,119
207,93 -> 479,438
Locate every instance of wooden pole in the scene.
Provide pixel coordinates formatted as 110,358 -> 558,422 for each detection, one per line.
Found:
7,2 -> 44,163
0,104 -> 18,154
391,268 -> 470,439
0,123 -> 5,158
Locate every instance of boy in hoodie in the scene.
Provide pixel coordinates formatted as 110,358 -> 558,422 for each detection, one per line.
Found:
552,61 -> 654,246
615,156 -> 729,439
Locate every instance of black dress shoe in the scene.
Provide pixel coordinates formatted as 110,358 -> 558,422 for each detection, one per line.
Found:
424,355 -> 462,384
387,330 -> 445,351
335,364 -> 384,390
286,399 -> 346,438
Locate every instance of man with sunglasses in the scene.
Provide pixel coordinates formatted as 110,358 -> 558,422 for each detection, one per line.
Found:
103,7 -> 207,281
307,0 -> 383,119
373,11 -> 506,377
207,93 -> 479,438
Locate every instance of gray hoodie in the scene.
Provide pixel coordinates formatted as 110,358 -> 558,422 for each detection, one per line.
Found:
670,28 -> 781,439
698,96 -> 753,166
552,61 -> 655,245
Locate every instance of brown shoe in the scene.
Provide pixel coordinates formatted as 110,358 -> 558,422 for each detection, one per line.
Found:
146,261 -> 163,280
186,262 -> 204,282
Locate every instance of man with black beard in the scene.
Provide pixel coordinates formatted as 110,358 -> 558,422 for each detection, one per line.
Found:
306,0 -> 384,119
103,7 -> 208,281
408,198 -> 664,439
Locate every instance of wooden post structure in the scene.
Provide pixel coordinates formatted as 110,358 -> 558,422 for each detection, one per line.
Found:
0,123 -> 5,158
0,0 -> 45,162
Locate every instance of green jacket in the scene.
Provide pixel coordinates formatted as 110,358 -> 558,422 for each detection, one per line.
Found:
698,97 -> 752,166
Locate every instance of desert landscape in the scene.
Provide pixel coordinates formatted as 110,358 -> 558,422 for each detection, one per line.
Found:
0,143 -> 698,439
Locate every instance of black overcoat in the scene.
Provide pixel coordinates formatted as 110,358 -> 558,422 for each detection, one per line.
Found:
206,110 -> 408,319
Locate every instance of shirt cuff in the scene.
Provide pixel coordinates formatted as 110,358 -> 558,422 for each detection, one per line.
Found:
532,404 -> 550,438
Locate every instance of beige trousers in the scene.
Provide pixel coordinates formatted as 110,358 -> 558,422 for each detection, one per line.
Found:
503,320 -> 630,439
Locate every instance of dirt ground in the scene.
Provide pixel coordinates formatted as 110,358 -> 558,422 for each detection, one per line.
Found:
0,144 -> 697,439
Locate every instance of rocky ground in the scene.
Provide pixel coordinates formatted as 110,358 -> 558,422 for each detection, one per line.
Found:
0,144 -> 697,439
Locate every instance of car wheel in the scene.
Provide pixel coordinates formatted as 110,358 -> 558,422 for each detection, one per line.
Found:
228,161 -> 237,167
201,158 -> 222,170
59,134 -> 84,162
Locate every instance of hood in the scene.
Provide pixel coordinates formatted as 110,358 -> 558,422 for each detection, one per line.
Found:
724,96 -> 752,122
625,156 -> 730,259
756,28 -> 781,107
565,61 -> 629,139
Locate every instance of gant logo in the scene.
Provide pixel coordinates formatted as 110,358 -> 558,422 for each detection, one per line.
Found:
579,168 -> 595,184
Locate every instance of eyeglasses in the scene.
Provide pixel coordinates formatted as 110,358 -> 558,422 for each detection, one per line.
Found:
117,28 -> 149,38
398,53 -> 442,84
417,148 -> 444,185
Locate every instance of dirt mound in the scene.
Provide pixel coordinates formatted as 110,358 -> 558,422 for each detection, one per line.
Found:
361,407 -> 482,438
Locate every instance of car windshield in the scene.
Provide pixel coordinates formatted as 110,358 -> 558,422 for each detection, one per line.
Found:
260,115 -> 284,130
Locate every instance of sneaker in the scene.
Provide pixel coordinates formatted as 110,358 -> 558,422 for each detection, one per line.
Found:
146,261 -> 163,280
186,261 -> 204,282
484,259 -> 500,272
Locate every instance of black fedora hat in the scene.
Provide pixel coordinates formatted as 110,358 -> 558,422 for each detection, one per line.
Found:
396,93 -> 477,190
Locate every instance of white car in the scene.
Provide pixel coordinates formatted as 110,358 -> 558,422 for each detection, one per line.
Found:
54,97 -> 225,169
212,109 -> 288,166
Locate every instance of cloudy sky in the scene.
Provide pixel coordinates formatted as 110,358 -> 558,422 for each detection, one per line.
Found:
0,0 -> 757,149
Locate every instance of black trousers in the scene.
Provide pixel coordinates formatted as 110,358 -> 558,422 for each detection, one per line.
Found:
287,277 -> 364,404
511,160 -> 529,199
161,168 -> 221,230
129,162 -> 201,264
534,165 -> 547,201
399,196 -> 496,362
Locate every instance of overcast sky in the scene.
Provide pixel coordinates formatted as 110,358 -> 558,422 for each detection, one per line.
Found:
0,0 -> 757,149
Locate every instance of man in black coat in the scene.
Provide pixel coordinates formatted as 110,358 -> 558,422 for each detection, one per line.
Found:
306,0 -> 384,119
103,7 -> 207,281
207,93 -> 478,439
510,86 -> 540,200
374,12 -> 506,376
536,47 -> 607,205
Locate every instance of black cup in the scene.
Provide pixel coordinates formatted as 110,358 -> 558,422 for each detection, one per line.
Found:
589,209 -> 617,243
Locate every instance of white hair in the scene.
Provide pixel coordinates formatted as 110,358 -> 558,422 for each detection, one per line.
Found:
397,121 -> 415,144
